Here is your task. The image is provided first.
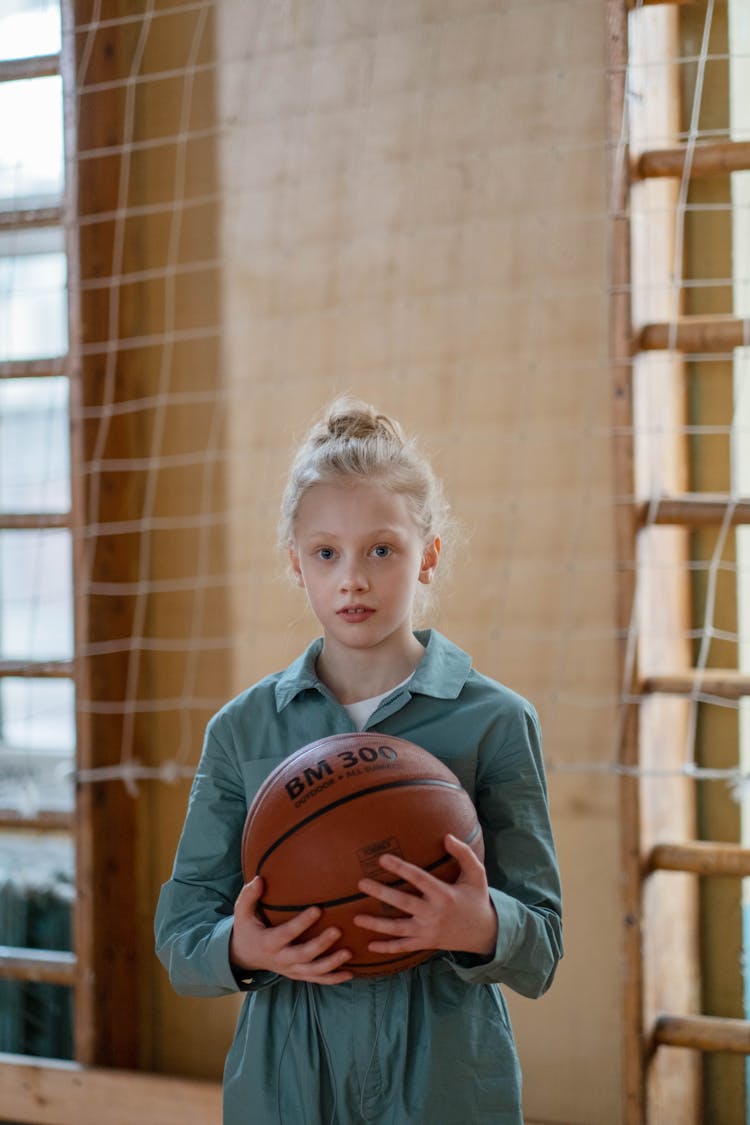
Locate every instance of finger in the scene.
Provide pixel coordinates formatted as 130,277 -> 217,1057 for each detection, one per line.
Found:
352,911 -> 416,936
364,937 -> 430,955
372,854 -> 446,897
358,877 -> 427,914
234,876 -> 266,920
263,900 -> 321,945
279,925 -> 346,964
300,967 -> 355,986
238,875 -> 263,902
377,852 -> 423,880
287,944 -> 352,976
445,834 -> 487,883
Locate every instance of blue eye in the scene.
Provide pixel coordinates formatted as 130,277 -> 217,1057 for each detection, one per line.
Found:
316,547 -> 335,560
372,545 -> 391,558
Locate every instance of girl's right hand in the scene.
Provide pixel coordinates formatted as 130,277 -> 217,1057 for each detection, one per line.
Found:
229,876 -> 353,985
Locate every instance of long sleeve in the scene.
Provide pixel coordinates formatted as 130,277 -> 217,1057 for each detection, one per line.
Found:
155,720 -> 256,997
449,700 -> 563,997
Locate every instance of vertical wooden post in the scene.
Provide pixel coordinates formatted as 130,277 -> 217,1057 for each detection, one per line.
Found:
67,0 -> 225,1070
610,5 -> 704,1121
70,0 -> 141,1066
607,4 -> 645,1122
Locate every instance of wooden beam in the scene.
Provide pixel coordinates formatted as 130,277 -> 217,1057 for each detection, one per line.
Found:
68,0 -> 142,1068
0,358 -> 70,380
637,494 -> 750,527
0,1055 -> 221,1125
642,669 -> 750,700
636,140 -> 750,180
0,809 -> 73,831
0,55 -> 60,83
0,660 -> 74,679
0,947 -> 76,986
607,3 -> 650,1122
652,1015 -> 750,1055
0,206 -> 65,231
648,842 -> 750,878
637,315 -> 750,354
0,513 -> 70,530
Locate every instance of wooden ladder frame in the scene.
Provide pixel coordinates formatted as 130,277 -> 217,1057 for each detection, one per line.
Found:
609,2 -> 750,1121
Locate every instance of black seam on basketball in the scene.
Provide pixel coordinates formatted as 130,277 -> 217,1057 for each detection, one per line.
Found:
259,859 -> 445,912
258,823 -> 481,911
253,777 -> 465,872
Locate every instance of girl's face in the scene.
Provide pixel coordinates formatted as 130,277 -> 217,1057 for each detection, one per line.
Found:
289,479 -> 439,660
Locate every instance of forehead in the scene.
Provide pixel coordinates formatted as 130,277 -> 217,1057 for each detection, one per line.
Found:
294,480 -> 418,537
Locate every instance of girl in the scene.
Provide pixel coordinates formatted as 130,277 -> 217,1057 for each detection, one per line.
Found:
155,398 -> 563,1124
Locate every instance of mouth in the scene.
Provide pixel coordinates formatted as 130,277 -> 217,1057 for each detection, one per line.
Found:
337,606 -> 374,622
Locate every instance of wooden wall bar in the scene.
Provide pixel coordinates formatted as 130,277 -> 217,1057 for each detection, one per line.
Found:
0,1055 -> 221,1125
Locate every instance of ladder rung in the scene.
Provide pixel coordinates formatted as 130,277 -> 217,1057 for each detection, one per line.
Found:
636,494 -> 750,528
0,946 -> 76,986
642,669 -> 750,700
637,140 -> 750,180
637,315 -> 749,353
648,841 -> 750,877
653,1014 -> 750,1055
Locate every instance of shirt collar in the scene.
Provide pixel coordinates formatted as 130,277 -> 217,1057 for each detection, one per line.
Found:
274,629 -> 472,713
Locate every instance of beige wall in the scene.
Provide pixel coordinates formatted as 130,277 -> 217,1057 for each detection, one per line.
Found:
188,3 -> 621,1123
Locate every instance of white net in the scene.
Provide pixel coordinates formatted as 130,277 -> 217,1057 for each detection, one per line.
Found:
0,0 -> 746,819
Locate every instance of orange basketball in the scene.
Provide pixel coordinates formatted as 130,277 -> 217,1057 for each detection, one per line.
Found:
241,732 -> 484,977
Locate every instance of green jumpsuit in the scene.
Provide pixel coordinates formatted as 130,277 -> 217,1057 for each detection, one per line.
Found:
155,630 -> 563,1124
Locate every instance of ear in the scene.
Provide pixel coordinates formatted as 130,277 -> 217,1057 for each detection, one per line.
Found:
288,547 -> 305,588
418,536 -> 441,585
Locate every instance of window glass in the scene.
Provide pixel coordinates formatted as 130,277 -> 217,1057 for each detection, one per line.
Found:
0,832 -> 74,1057
0,679 -> 75,813
0,677 -> 75,753
0,76 -> 64,209
0,530 -> 73,661
0,378 -> 70,513
0,677 -> 75,815
0,0 -> 61,62
0,228 -> 68,360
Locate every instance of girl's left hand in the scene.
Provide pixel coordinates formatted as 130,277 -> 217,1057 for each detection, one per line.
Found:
353,833 -> 498,959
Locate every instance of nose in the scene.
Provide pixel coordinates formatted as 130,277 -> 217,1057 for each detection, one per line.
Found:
340,561 -> 369,594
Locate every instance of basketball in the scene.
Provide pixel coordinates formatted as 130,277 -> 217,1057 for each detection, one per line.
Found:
240,732 -> 484,978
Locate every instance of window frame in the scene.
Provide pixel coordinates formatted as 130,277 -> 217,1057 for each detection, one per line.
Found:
0,0 -> 141,1070
0,0 -> 78,1008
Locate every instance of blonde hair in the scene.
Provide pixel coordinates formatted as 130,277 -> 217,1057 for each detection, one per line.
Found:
279,396 -> 451,550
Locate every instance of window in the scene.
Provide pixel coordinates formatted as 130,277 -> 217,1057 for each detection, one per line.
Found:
0,0 -> 76,1061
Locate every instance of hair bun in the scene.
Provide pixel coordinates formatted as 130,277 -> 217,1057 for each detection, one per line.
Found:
325,397 -> 404,444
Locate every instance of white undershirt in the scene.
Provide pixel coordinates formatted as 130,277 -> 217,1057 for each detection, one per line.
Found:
343,676 -> 412,731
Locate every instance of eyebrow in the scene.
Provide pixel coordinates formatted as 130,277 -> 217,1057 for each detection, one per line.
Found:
303,527 -> 408,540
